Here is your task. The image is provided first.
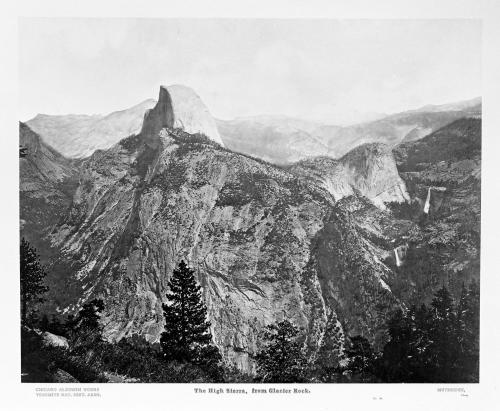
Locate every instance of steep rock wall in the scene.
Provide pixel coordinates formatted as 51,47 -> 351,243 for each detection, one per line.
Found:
47,127 -> 398,373
19,122 -> 79,263
141,85 -> 224,147
291,143 -> 409,209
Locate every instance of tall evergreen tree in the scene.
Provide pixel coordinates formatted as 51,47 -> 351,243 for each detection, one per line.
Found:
379,305 -> 432,382
160,261 -> 217,364
411,303 -> 434,377
71,299 -> 105,332
313,318 -> 343,382
455,281 -> 479,382
344,335 -> 376,382
255,319 -> 308,383
377,284 -> 479,383
379,309 -> 411,382
20,238 -> 48,324
428,286 -> 459,381
68,299 -> 105,352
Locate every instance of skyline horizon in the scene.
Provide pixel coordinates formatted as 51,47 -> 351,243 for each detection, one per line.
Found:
19,19 -> 481,124
22,86 -> 482,126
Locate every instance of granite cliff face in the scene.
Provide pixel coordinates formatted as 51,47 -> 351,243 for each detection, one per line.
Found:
290,143 -> 409,209
34,87 -> 401,373
141,85 -> 224,147
26,84 -> 224,159
19,122 -> 79,262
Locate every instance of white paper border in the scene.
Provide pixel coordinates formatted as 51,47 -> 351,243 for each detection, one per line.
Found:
1,1 -> 499,410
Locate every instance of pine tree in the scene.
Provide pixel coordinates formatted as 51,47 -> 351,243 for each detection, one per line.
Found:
379,309 -> 412,382
429,286 -> 458,382
379,305 -> 432,382
71,299 -> 105,332
68,299 -> 105,352
160,261 -> 217,364
431,286 -> 455,321
456,281 -> 479,381
313,318 -> 343,382
377,284 -> 479,383
411,303 -> 433,378
255,319 -> 309,383
344,335 -> 376,382
20,238 -> 48,325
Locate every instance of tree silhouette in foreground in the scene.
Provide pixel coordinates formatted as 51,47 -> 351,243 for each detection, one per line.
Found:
344,335 -> 376,382
68,299 -> 105,354
71,299 -> 105,332
20,238 -> 48,324
455,282 -> 479,381
255,319 -> 308,382
377,283 -> 479,382
160,261 -> 222,377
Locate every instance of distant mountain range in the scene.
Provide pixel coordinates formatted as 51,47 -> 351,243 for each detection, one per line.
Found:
218,97 -> 481,163
26,96 -> 481,164
27,99 -> 157,158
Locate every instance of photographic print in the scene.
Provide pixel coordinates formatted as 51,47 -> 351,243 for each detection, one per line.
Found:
18,18 -> 481,384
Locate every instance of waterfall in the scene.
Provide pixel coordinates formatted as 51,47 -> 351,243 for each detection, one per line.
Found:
423,187 -> 431,214
394,248 -> 401,267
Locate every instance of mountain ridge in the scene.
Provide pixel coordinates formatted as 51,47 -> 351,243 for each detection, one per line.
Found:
20,84 -> 411,372
27,99 -> 157,158
19,86 -> 481,374
290,143 -> 409,209
26,95 -> 481,164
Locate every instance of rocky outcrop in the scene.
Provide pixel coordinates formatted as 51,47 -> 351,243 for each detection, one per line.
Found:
44,121 -> 399,373
41,332 -> 69,349
19,123 -> 73,184
104,372 -> 140,383
331,195 -> 419,276
53,369 -> 79,383
141,85 -> 223,147
290,143 -> 409,209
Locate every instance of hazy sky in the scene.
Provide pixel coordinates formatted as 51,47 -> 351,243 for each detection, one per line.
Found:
19,19 -> 481,124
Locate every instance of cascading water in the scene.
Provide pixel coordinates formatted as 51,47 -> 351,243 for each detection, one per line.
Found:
423,187 -> 432,214
394,248 -> 401,267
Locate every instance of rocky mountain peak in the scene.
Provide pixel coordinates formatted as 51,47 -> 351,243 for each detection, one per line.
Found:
141,85 -> 224,147
291,142 -> 409,209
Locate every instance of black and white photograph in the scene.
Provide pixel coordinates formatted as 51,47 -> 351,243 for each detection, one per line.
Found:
2,0 -> 500,410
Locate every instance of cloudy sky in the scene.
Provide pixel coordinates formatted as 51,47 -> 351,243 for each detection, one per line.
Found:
19,19 -> 481,124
